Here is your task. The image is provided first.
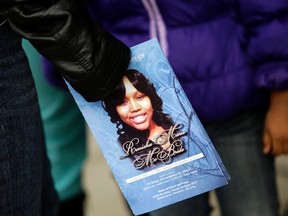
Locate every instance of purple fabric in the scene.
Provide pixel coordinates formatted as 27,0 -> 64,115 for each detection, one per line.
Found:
256,62 -> 288,89
41,57 -> 67,90
42,0 -> 288,122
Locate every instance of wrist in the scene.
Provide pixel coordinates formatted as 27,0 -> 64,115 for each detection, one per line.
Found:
270,90 -> 288,109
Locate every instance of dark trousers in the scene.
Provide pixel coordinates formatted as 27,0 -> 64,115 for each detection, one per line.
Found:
58,194 -> 85,216
0,22 -> 59,215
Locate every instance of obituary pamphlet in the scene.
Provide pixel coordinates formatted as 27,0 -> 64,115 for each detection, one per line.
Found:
66,39 -> 230,215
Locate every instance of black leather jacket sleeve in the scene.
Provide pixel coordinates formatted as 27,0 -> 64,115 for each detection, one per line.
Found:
0,0 -> 131,101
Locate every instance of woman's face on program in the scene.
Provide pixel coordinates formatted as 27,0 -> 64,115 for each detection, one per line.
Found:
116,76 -> 153,131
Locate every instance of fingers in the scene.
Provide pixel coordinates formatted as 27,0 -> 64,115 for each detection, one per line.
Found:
268,139 -> 288,156
271,141 -> 285,156
262,129 -> 288,156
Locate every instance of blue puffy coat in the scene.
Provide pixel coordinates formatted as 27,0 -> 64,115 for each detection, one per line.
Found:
46,0 -> 288,122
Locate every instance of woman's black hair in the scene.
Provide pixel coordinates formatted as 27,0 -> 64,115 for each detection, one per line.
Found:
103,69 -> 174,146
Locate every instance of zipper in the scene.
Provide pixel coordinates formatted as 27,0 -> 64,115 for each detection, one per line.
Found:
0,18 -> 7,28
141,0 -> 168,56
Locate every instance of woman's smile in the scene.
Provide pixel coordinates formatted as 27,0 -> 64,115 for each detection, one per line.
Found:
130,113 -> 147,124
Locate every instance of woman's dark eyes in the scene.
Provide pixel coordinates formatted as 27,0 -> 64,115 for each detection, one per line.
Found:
119,94 -> 145,105
136,94 -> 145,100
121,100 -> 128,105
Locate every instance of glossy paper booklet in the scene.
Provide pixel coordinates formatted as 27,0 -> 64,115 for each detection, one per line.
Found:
67,39 -> 230,215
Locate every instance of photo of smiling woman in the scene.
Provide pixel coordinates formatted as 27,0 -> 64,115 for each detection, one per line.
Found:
103,69 -> 186,169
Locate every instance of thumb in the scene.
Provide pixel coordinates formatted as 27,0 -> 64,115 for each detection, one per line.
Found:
263,129 -> 272,154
